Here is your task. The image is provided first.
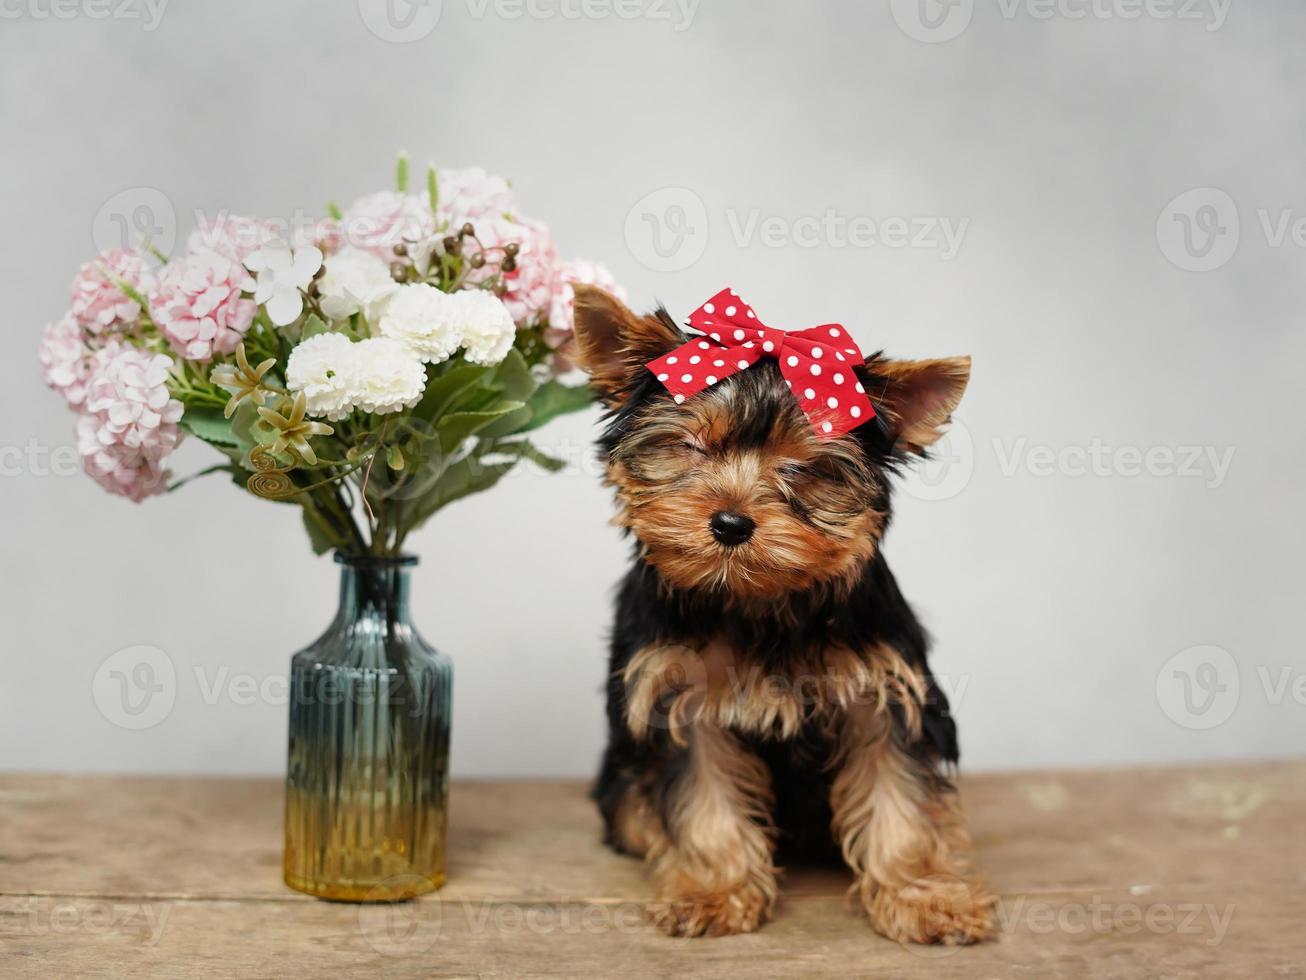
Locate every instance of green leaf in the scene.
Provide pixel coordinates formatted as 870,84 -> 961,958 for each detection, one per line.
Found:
436,402 -> 525,454
427,166 -> 439,213
228,400 -> 262,458
386,445 -> 406,471
400,452 -> 518,531
301,314 -> 329,341
327,201 -> 343,220
488,439 -> 567,473
396,153 -> 410,193
413,362 -> 491,422
517,380 -> 595,433
178,405 -> 239,447
475,403 -> 534,440
301,505 -> 339,555
486,348 -> 537,403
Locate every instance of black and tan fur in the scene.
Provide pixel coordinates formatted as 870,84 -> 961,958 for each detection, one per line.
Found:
573,286 -> 994,944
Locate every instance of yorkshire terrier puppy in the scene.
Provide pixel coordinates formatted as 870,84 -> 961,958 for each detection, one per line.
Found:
572,285 -> 995,944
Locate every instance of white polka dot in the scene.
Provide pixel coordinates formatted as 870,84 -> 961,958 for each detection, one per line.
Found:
804,387 -> 815,400
829,328 -> 840,337
657,373 -> 669,382
713,359 -> 725,367
706,375 -> 717,384
667,356 -> 677,365
733,329 -> 746,341
674,393 -> 685,403
711,332 -> 721,341
855,383 -> 865,393
704,303 -> 715,314
762,340 -> 774,352
726,305 -> 736,316
835,352 -> 846,362
821,421 -> 833,433
680,373 -> 693,383
737,360 -> 749,369
689,355 -> 701,364
698,340 -> 710,349
785,380 -> 792,389
744,341 -> 755,348
851,406 -> 861,418
810,364 -> 822,376
827,396 -> 838,409
787,355 -> 799,367
833,373 -> 844,384
747,310 -> 756,318
845,348 -> 857,356
812,347 -> 823,358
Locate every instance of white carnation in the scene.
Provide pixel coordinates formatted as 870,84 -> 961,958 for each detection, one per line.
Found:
317,248 -> 398,323
455,290 -> 517,366
349,338 -> 427,415
378,283 -> 464,364
285,332 -> 357,420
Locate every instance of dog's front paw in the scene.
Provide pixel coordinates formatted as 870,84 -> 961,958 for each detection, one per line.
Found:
649,880 -> 773,937
863,873 -> 997,945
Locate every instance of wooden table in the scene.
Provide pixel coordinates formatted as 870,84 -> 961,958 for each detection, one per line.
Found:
2,762 -> 1303,978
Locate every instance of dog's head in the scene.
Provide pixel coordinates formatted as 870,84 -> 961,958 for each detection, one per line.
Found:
572,286 -> 970,603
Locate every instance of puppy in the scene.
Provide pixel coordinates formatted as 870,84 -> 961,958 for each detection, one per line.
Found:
572,285 -> 995,944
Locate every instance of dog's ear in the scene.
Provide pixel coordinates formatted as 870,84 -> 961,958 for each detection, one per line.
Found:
863,354 -> 971,454
571,285 -> 684,406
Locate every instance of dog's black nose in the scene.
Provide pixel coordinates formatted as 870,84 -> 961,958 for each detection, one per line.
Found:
710,511 -> 755,547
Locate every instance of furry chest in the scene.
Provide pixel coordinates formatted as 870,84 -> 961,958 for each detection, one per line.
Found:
622,637 -> 927,742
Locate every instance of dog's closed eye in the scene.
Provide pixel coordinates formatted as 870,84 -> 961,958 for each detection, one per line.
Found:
681,437 -> 709,457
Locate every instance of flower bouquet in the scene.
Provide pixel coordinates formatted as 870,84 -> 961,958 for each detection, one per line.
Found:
38,157 -> 623,901
39,156 -> 623,555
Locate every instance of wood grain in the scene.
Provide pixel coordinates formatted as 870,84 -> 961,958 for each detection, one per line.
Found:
1,762 -> 1302,978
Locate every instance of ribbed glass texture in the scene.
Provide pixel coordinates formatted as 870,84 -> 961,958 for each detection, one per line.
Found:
283,554 -> 451,901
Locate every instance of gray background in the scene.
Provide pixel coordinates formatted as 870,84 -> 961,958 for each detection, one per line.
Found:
2,0 -> 1301,777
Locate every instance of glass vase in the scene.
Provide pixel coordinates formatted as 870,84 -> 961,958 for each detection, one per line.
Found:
283,553 -> 452,901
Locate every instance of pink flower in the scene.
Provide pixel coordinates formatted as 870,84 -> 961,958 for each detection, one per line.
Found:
151,251 -> 257,361
77,414 -> 171,502
187,214 -> 280,263
545,259 -> 627,371
69,248 -> 155,336
464,215 -> 562,327
38,315 -> 97,408
549,258 -> 627,331
437,167 -> 516,225
341,192 -> 435,262
78,347 -> 183,503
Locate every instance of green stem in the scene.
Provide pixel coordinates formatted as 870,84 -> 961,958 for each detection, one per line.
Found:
165,463 -> 230,493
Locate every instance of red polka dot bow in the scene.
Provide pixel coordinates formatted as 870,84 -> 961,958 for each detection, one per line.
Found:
646,288 -> 876,439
